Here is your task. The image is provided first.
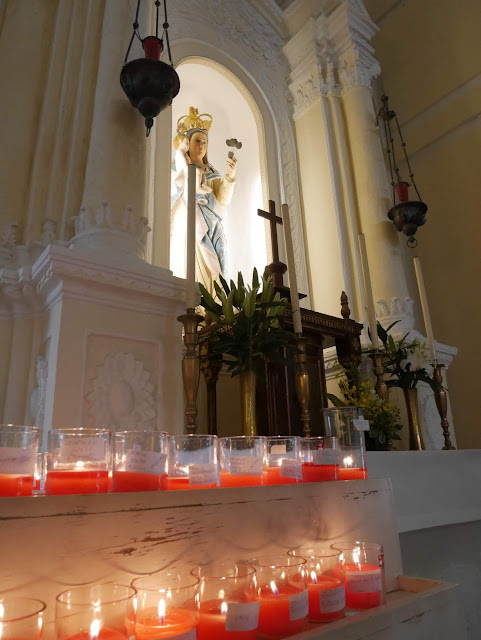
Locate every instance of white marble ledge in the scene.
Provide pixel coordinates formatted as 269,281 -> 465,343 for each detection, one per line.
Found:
289,576 -> 465,640
367,450 -> 481,533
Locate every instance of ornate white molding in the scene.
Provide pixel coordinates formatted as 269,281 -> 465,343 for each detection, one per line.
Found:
375,296 -> 415,333
86,352 -> 157,431
71,201 -> 151,260
283,0 -> 380,117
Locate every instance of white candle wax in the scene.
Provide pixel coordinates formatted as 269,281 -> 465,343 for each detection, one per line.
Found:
413,256 -> 436,360
281,203 -> 302,334
358,234 -> 379,350
186,163 -> 197,310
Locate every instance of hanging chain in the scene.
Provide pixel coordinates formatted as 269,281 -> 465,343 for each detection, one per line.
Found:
163,0 -> 174,66
395,115 -> 422,201
155,0 -> 160,38
124,0 -> 142,64
377,97 -> 396,205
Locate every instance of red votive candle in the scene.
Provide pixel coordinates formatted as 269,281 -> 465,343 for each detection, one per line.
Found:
248,555 -> 308,638
0,424 -> 39,497
300,436 -> 339,482
166,435 -> 218,490
46,428 -> 111,495
219,436 -> 265,487
0,597 -> 46,640
264,436 -> 302,485
193,562 -> 259,640
288,547 -> 345,623
322,408 -> 369,481
55,584 -> 136,640
331,541 -> 385,610
112,430 -> 168,492
133,573 -> 199,640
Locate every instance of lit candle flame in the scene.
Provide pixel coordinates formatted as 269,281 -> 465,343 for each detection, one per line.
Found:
221,602 -> 228,615
218,589 -> 225,600
343,456 -> 353,468
89,619 -> 100,640
270,581 -> 279,596
158,598 -> 166,623
310,570 -> 318,584
76,460 -> 85,469
38,614 -> 43,632
353,548 -> 362,569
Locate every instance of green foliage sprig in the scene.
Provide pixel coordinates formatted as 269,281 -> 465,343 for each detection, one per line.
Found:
199,269 -> 294,377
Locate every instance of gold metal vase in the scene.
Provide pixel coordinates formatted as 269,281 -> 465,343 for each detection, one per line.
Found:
403,388 -> 425,450
240,369 -> 257,436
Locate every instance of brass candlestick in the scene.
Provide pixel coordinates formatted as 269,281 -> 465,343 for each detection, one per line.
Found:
177,309 -> 202,434
371,351 -> 389,403
295,335 -> 311,437
433,362 -> 456,450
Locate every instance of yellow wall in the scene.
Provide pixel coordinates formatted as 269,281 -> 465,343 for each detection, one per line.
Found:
365,0 -> 481,448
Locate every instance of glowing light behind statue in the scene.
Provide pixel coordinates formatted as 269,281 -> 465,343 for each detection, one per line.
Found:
171,106 -> 237,296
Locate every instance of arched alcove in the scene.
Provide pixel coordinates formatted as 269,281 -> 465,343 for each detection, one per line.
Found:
170,58 -> 269,282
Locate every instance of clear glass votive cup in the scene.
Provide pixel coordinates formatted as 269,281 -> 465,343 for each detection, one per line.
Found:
300,437 -> 339,482
0,424 -> 40,496
247,555 -> 308,638
322,408 -> 368,480
0,597 -> 46,640
219,436 -> 266,487
112,430 -> 168,492
55,584 -> 137,640
33,451 -> 47,494
132,573 -> 199,640
46,428 -> 111,495
264,436 -> 302,485
330,541 -> 385,610
288,548 -> 345,622
166,435 -> 218,490
192,562 -> 259,639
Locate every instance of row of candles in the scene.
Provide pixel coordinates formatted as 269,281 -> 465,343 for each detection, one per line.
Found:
2,542 -> 386,640
0,408 -> 368,497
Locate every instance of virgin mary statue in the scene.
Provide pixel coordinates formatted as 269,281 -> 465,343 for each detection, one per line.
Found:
170,107 -> 237,294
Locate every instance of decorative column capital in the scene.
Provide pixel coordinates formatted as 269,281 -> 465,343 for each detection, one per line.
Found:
70,200 -> 151,261
283,0 -> 380,117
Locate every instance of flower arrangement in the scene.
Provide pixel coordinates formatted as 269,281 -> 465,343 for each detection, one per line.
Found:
327,366 -> 402,450
198,269 -> 293,376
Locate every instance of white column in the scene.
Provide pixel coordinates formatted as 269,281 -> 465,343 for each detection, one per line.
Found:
72,0 -> 152,261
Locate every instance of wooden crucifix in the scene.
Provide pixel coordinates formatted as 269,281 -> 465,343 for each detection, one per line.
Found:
257,199 -> 287,287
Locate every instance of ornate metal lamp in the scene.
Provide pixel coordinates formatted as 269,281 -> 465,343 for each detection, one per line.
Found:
377,95 -> 427,248
120,0 -> 180,137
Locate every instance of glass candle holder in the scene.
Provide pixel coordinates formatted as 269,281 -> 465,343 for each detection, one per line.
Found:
219,436 -> 266,488
46,428 -> 111,495
288,548 -> 345,622
248,555 -> 308,638
330,541 -> 385,610
132,573 -> 199,640
192,562 -> 259,640
112,430 -> 168,492
0,424 -> 40,496
33,451 -> 47,494
55,584 -> 136,640
166,435 -> 218,490
300,437 -> 339,482
264,437 -> 302,485
322,408 -> 368,480
0,597 -> 46,640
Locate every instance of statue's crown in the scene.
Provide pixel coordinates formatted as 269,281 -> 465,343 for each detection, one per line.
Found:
174,107 -> 213,149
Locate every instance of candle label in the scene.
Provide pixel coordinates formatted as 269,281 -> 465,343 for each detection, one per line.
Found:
353,418 -> 370,432
59,437 -> 106,463
0,446 -> 36,474
312,449 -> 339,465
230,456 -> 263,476
319,585 -> 345,613
189,464 -> 217,487
152,630 -> 196,640
289,590 -> 308,621
280,458 -> 302,480
126,450 -> 166,475
346,570 -> 382,593
270,444 -> 286,454
225,601 -> 260,631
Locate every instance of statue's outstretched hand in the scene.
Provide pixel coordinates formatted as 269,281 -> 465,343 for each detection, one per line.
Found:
226,155 -> 237,180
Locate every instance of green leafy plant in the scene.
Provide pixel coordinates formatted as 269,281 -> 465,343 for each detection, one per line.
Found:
327,366 -> 402,449
370,322 -> 439,392
199,269 -> 293,377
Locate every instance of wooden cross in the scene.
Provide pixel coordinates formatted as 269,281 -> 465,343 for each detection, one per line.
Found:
257,199 -> 287,287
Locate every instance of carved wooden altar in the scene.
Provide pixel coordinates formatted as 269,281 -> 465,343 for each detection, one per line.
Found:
199,293 -> 362,437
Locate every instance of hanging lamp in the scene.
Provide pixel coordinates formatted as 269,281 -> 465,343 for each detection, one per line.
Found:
120,0 -> 180,137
